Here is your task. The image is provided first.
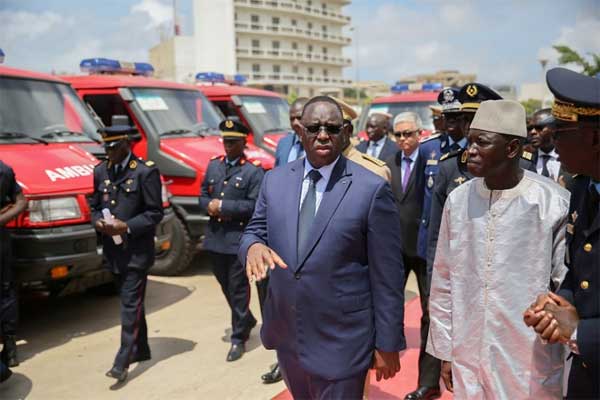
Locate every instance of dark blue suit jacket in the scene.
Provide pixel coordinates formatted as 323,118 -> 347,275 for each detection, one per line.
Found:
239,157 -> 406,380
356,137 -> 398,161
274,132 -> 297,167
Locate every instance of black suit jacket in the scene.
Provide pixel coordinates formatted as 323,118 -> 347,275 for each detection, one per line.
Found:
357,137 -> 398,161
530,150 -> 575,191
386,150 -> 426,258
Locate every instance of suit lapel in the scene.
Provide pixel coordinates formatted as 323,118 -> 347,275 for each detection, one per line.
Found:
286,160 -> 305,271
297,157 -> 352,270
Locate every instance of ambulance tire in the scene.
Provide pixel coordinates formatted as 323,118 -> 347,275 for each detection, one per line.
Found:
150,216 -> 193,276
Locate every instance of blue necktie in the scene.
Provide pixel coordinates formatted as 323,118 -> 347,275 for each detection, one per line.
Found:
297,170 -> 322,258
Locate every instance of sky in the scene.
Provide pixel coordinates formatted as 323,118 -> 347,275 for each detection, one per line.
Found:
1,0 -> 599,88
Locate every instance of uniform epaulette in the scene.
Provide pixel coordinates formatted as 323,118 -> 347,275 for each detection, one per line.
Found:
360,153 -> 387,167
145,160 -> 155,167
420,133 -> 441,143
521,151 -> 533,161
251,160 -> 262,167
211,155 -> 224,161
439,149 -> 461,162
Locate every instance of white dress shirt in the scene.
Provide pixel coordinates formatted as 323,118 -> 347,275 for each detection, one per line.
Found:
536,149 -> 561,181
367,137 -> 386,158
299,157 -> 339,213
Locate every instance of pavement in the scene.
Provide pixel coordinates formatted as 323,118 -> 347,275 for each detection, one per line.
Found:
0,254 -> 419,400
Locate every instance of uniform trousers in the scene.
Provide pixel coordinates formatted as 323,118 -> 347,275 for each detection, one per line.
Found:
113,268 -> 149,370
402,254 -> 440,388
0,228 -> 18,339
277,349 -> 368,400
208,252 -> 256,344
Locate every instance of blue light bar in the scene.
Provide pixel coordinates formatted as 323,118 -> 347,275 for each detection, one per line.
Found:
234,74 -> 247,85
390,83 -> 409,93
196,72 -> 226,83
422,82 -> 443,91
0,48 -> 4,64
80,58 -> 154,76
391,82 -> 443,93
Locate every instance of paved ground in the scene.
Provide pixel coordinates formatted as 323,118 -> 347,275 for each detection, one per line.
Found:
0,254 -> 418,400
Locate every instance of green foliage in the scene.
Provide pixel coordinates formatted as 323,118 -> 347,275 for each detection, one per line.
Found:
521,99 -> 543,117
553,45 -> 600,76
287,91 -> 298,105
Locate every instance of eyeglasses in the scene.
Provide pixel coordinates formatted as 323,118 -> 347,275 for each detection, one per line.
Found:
305,124 -> 343,135
394,130 -> 419,138
527,124 -> 548,131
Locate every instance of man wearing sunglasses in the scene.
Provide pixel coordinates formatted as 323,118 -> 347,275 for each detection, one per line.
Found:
524,68 -> 600,399
241,96 -> 405,399
527,108 -> 573,190
89,118 -> 164,382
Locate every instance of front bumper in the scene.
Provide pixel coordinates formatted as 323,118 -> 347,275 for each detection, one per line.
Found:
169,195 -> 209,239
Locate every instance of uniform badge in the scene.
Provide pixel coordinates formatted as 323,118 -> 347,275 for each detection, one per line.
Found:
443,89 -> 455,103
466,84 -> 478,97
427,175 -> 434,188
104,179 -> 111,184
129,160 -> 137,169
571,211 -> 578,222
454,176 -> 466,185
126,179 -> 133,184
461,151 -> 468,163
225,120 -> 234,129
430,151 -> 437,159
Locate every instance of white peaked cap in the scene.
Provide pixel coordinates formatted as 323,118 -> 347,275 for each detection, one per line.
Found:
470,100 -> 527,138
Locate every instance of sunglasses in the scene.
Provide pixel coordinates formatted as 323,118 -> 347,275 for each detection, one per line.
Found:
305,124 -> 343,135
394,130 -> 419,138
103,141 -> 123,151
527,124 -> 549,131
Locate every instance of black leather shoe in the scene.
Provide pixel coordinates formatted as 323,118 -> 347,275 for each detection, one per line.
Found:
226,343 -> 245,362
404,386 -> 441,400
1,335 -> 19,367
261,362 -> 283,384
105,366 -> 128,382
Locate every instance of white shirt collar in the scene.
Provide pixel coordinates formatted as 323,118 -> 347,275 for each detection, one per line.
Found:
448,136 -> 468,149
370,136 -> 386,147
403,147 -> 419,162
303,156 -> 339,182
538,148 -> 558,159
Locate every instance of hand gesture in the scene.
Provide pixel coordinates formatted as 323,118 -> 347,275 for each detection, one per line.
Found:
246,243 -> 287,282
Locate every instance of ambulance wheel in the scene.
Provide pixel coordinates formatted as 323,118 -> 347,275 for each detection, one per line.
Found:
150,216 -> 193,276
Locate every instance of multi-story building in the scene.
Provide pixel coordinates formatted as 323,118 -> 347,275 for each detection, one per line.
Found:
399,70 -> 477,89
150,0 -> 353,97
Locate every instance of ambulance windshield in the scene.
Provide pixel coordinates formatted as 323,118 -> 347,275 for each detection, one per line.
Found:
239,96 -> 291,136
0,77 -> 100,143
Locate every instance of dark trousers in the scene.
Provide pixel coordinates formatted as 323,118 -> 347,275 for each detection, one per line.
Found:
113,268 -> 149,370
208,252 -> 256,344
0,229 -> 17,337
277,350 -> 368,400
403,254 -> 441,388
566,354 -> 599,399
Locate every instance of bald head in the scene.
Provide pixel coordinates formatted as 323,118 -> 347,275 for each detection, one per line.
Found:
366,113 -> 391,142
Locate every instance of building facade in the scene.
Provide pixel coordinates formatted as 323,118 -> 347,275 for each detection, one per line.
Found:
150,0 -> 353,97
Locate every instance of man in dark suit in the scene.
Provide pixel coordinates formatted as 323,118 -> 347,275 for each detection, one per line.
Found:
199,119 -> 263,362
240,96 -> 406,399
89,121 -> 164,382
357,112 -> 397,161
524,68 -> 600,399
274,97 -> 308,167
386,113 -> 439,400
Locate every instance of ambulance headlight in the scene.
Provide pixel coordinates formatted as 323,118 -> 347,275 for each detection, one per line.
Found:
28,197 -> 81,222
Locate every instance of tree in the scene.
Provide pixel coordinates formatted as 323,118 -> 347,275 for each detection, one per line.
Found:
287,91 -> 298,105
553,45 -> 600,76
521,99 -> 542,117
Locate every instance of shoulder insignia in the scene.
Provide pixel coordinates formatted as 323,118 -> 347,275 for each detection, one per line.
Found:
522,151 -> 533,161
252,160 -> 262,167
129,160 -> 137,169
439,149 -> 461,162
460,150 -> 468,164
361,153 -> 387,167
145,160 -> 155,167
420,133 -> 441,143
240,159 -> 246,165
440,152 -> 450,161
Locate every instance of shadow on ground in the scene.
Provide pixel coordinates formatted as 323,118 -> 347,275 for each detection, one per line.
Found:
0,372 -> 33,399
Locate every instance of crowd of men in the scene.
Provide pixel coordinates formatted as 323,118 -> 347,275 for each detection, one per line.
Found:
0,66 -> 598,400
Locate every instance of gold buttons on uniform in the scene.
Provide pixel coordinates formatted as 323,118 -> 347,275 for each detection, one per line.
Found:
220,192 -> 225,197
110,200 -> 116,205
217,218 -> 222,222
584,243 -> 592,252
239,222 -> 244,226
580,281 -> 589,290
224,181 -> 228,185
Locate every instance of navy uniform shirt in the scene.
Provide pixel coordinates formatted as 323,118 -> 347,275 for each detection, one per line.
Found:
199,155 -> 264,255
89,154 -> 164,273
558,176 -> 600,395
0,160 -> 22,274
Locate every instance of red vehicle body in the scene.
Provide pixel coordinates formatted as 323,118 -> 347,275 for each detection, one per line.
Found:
356,91 -> 440,141
64,72 -> 275,275
0,65 -> 111,293
198,84 -> 291,153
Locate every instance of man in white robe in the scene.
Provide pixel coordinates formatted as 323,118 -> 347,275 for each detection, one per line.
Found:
426,100 -> 570,399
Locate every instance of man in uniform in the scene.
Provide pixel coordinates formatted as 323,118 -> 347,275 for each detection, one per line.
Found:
89,120 -> 164,382
524,68 -> 600,399
0,160 -> 26,382
275,97 -> 309,167
527,108 -> 573,189
199,118 -> 263,362
357,112 -> 397,161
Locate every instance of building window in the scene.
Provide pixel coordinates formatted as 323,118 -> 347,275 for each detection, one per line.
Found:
291,19 -> 297,26
272,16 -> 280,25
322,47 -> 327,54
273,65 -> 281,73
252,39 -> 260,48
308,67 -> 314,75
272,41 -> 280,49
292,42 -> 298,50
252,64 -> 260,72
324,69 -> 328,76
322,25 -> 327,32
308,45 -> 313,53
251,15 -> 259,23
308,22 -> 313,30
310,88 -> 315,96
293,66 -> 299,74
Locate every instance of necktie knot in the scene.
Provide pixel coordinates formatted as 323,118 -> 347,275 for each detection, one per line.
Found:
403,156 -> 413,164
307,169 -> 322,185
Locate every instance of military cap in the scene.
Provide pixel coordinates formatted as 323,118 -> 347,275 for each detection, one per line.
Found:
219,118 -> 249,139
99,116 -> 137,148
329,96 -> 358,121
438,87 -> 461,113
457,83 -> 502,112
546,67 -> 600,122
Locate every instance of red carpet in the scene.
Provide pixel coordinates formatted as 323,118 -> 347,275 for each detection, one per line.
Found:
272,297 -> 453,399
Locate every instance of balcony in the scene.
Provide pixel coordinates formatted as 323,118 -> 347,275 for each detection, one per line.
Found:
237,47 -> 352,66
235,21 -> 351,45
234,0 -> 351,25
242,72 -> 353,87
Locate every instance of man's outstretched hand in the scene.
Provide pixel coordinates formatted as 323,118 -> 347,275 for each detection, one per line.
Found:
246,243 -> 287,282
372,350 -> 400,381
